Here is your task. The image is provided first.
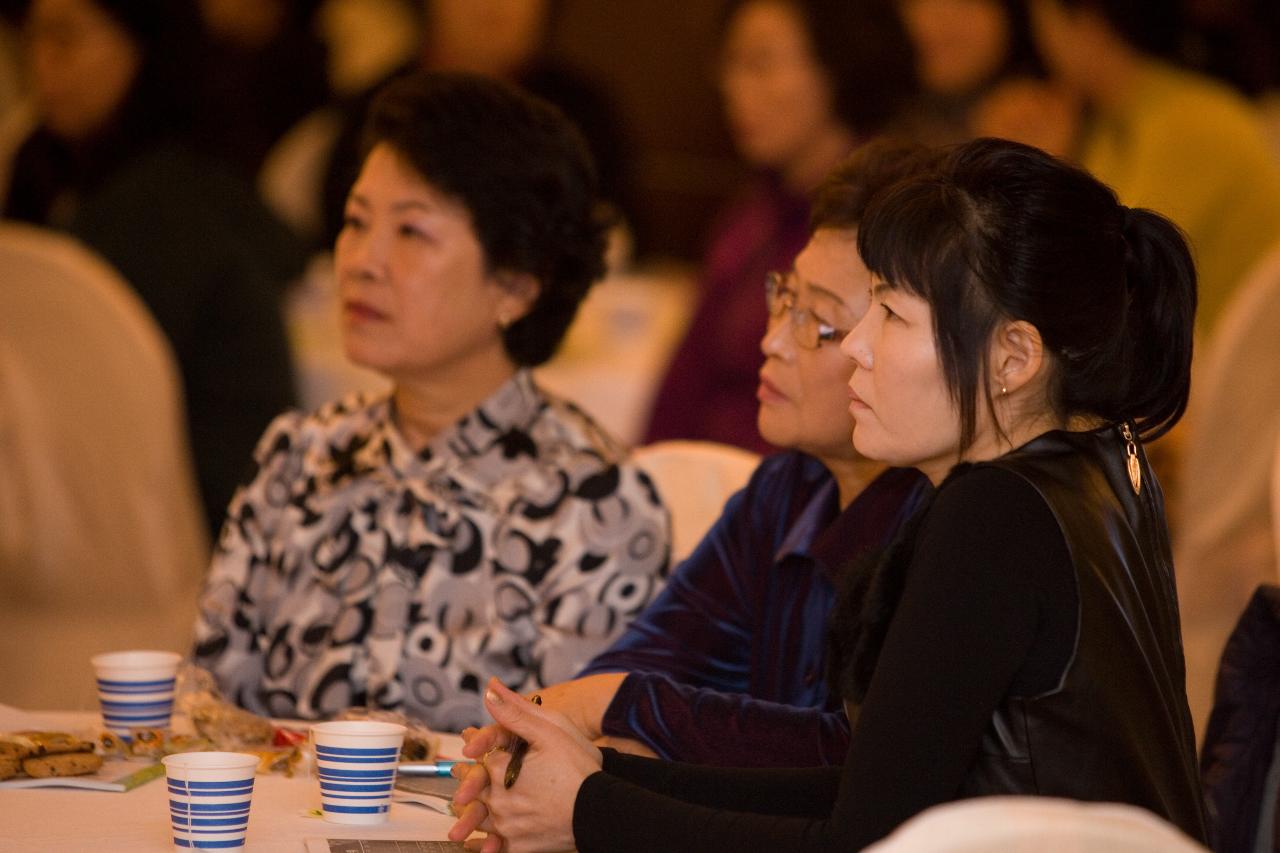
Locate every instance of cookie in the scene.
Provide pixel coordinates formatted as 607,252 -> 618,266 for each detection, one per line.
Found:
0,737 -> 33,760
127,728 -> 167,758
12,731 -> 94,756
22,751 -> 104,778
97,731 -> 128,758
0,756 -> 20,780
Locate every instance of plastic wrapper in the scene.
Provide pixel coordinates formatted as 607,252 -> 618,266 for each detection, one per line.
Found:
173,665 -> 439,775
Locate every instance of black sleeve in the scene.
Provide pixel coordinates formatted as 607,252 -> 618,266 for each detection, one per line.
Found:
571,466 -> 1076,852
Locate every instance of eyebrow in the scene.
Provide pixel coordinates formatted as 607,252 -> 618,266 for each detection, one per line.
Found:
869,281 -> 896,299
801,281 -> 849,309
345,193 -> 437,214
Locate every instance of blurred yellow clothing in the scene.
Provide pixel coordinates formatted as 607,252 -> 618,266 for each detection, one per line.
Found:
1081,60 -> 1280,334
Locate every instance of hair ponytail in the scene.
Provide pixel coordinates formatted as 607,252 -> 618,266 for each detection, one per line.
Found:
858,139 -> 1198,447
1117,207 -> 1197,440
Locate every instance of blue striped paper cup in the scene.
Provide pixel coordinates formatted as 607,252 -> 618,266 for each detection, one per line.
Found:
310,721 -> 406,825
91,650 -> 182,737
163,751 -> 258,850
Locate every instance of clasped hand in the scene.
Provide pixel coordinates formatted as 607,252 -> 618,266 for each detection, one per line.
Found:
449,678 -> 604,853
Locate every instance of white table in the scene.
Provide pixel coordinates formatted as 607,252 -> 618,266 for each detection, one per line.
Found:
0,706 -> 464,852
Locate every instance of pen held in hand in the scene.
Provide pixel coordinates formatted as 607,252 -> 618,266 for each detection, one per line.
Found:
398,760 -> 473,777
503,694 -> 542,789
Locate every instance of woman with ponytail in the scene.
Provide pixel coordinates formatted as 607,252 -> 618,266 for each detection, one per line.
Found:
446,138 -> 1208,852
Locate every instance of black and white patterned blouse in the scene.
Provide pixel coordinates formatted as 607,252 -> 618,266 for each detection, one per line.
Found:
193,370 -> 670,730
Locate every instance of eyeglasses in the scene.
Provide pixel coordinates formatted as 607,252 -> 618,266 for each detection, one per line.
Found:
765,272 -> 849,350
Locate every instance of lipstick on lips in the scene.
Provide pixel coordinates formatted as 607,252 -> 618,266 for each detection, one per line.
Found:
757,373 -> 787,403
342,298 -> 387,323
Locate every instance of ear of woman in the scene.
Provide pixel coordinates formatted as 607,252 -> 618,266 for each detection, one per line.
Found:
989,318 -> 1046,399
494,271 -> 540,328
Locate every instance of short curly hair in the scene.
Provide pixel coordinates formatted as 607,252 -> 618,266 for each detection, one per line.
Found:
360,71 -> 610,366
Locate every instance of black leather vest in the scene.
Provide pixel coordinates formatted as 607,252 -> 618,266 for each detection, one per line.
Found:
957,426 -> 1207,843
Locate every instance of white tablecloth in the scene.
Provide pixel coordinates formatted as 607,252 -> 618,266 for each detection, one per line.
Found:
0,706 -> 463,852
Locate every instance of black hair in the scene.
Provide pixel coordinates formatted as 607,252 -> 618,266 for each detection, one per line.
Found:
83,0 -> 208,141
809,138 -> 940,232
1055,0 -> 1185,59
857,137 -> 1195,449
359,70 -> 610,367
721,0 -> 921,136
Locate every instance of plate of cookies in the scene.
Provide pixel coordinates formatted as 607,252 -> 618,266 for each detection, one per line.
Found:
0,730 -> 164,792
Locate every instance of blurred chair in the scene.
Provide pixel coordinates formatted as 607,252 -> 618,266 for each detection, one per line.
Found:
0,222 -> 208,710
864,796 -> 1208,853
534,263 -> 696,446
258,107 -> 343,246
1176,239 -> 1280,738
633,440 -> 760,564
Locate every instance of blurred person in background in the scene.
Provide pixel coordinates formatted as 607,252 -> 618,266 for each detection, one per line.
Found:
3,0 -> 305,539
898,0 -> 1081,153
1029,0 -> 1280,336
196,0 -> 331,180
320,0 -> 636,257
643,0 -> 919,454
193,72 -> 669,731
897,0 -> 1049,140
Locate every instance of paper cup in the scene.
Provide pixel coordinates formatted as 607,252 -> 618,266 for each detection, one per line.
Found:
91,650 -> 182,737
163,751 -> 257,850
311,720 -> 406,825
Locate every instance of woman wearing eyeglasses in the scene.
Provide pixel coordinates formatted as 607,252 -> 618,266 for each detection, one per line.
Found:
448,138 -> 1206,852
446,141 -> 934,809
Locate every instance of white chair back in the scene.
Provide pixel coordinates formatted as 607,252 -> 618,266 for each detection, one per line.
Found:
1176,239 -> 1280,734
0,222 -> 208,708
633,440 -> 760,564
257,107 -> 342,245
864,797 -> 1208,853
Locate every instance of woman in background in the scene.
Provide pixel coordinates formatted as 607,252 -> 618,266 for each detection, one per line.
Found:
897,0 -> 1078,150
193,72 -> 669,731
642,0 -> 918,454
450,138 -> 1206,851
5,0 -> 304,537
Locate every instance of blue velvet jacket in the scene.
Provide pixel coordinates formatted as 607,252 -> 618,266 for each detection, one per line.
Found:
579,452 -> 928,766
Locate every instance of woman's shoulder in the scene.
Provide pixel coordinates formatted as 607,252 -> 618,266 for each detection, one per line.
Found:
741,450 -> 829,499
252,392 -> 390,463
930,463 -> 1056,530
1132,63 -> 1275,158
531,382 -> 630,465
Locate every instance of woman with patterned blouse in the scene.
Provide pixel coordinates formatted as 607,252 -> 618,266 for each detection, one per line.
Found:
192,72 -> 670,731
